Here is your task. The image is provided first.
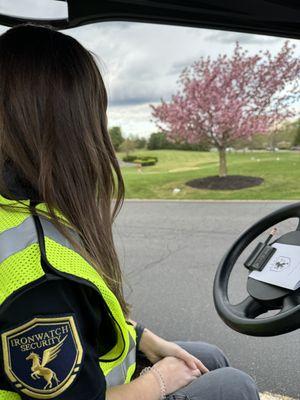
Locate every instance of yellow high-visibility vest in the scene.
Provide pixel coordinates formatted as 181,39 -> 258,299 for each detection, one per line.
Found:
0,194 -> 137,399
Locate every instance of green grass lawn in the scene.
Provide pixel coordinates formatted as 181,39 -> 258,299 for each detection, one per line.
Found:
117,149 -> 300,200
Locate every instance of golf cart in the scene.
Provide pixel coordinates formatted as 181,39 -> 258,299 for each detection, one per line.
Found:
0,0 -> 299,339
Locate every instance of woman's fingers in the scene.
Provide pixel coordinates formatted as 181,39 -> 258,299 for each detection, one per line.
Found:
176,348 -> 209,374
186,357 -> 198,370
191,368 -> 202,377
194,357 -> 209,374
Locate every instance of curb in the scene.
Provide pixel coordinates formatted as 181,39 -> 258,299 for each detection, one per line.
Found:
123,199 -> 295,203
260,392 -> 298,400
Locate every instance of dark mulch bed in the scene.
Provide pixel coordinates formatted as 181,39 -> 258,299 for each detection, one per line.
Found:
186,175 -> 264,191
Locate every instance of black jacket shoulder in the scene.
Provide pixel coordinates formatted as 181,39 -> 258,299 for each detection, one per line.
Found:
0,274 -> 117,399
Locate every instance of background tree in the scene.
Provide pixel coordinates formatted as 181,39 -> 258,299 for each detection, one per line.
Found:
150,41 -> 300,177
109,126 -> 124,151
293,119 -> 300,147
147,132 -> 169,150
147,131 -> 210,150
130,134 -> 147,149
235,119 -> 300,150
119,138 -> 137,157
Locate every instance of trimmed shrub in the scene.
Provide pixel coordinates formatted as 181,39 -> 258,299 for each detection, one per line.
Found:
140,159 -> 156,166
122,155 -> 158,166
123,155 -> 138,162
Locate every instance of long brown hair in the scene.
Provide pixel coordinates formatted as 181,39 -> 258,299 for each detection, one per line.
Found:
0,23 -> 131,317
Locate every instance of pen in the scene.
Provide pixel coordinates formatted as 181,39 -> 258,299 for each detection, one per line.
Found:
264,227 -> 278,245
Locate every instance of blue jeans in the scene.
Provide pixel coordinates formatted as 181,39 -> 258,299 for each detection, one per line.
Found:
133,341 -> 260,400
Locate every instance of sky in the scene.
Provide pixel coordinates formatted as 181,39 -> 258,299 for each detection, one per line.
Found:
0,1 -> 299,138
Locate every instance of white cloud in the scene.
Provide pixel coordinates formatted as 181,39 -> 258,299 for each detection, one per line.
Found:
107,102 -> 159,137
0,0 -> 67,19
0,8 -> 299,138
65,22 -> 299,137
203,30 -> 279,45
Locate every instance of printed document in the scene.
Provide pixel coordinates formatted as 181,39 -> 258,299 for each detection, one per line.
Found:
249,242 -> 300,290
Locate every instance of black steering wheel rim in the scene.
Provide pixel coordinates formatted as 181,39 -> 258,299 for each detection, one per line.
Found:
213,202 -> 300,336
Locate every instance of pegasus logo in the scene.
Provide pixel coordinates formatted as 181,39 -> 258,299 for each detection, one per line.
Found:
270,256 -> 290,272
26,336 -> 67,390
2,316 -> 83,398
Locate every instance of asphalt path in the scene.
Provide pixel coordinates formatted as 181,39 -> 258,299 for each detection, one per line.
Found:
113,200 -> 300,398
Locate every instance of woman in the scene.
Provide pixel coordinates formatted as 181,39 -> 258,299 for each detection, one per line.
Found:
0,23 -> 260,400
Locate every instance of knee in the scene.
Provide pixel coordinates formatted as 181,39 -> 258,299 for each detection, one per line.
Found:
205,343 -> 230,369
217,367 -> 260,399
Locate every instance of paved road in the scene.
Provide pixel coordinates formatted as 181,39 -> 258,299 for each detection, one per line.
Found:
113,201 -> 300,398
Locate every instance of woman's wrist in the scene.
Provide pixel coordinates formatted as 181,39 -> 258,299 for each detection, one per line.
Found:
138,327 -> 160,357
127,318 -> 161,361
140,366 -> 167,400
106,369 -> 162,400
138,368 -> 162,400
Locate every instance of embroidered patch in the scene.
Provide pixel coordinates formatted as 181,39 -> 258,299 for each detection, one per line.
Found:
1,315 -> 83,399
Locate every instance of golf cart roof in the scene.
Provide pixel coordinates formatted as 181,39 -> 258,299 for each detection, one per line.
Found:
0,1 -> 300,39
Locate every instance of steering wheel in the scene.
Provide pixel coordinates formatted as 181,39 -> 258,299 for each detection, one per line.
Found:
213,202 -> 300,336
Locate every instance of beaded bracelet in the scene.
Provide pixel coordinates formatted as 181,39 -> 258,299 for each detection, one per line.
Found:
140,366 -> 167,400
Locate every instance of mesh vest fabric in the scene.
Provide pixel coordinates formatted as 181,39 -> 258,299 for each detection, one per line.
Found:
0,195 -> 137,399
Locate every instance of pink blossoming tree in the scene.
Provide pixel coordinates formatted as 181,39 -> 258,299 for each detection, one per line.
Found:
150,41 -> 300,177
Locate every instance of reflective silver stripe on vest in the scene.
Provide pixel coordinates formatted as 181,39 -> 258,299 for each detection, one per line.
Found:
0,215 -> 80,264
39,217 -> 81,249
0,216 -> 37,264
105,333 -> 136,388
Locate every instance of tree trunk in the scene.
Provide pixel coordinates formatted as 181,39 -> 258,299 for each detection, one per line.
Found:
218,148 -> 227,177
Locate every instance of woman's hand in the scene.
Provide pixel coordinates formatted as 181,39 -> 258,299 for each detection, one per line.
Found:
153,356 -> 202,395
139,327 -> 209,374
